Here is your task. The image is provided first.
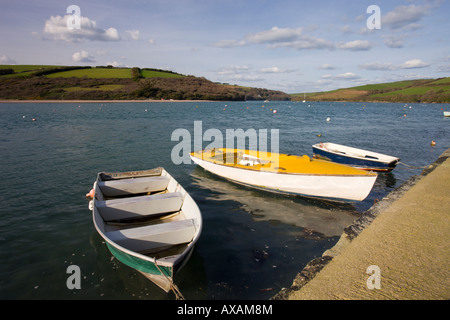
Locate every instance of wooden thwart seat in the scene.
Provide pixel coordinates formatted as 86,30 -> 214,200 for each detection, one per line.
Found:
105,219 -> 196,252
98,176 -> 170,197
96,192 -> 183,222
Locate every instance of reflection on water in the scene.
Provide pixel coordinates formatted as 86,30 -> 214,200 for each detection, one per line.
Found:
190,167 -> 359,239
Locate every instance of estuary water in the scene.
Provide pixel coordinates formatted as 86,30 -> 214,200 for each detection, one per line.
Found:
0,100 -> 449,300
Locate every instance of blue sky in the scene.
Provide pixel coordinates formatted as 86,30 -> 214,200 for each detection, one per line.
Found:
1,0 -> 449,93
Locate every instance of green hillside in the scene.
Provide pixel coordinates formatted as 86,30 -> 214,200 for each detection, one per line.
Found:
292,77 -> 450,103
2,65 -> 448,102
0,65 -> 184,79
0,65 -> 290,101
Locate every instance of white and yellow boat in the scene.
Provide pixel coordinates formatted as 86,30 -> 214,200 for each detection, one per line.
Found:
190,148 -> 377,202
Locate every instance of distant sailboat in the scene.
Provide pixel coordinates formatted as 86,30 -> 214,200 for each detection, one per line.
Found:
302,93 -> 306,103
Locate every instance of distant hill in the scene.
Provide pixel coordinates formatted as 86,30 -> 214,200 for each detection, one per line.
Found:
292,77 -> 450,103
0,65 -> 290,101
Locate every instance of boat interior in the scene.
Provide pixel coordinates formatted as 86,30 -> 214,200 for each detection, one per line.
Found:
207,149 -> 271,167
94,171 -> 196,257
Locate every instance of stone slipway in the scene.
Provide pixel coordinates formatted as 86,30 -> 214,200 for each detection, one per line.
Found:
274,148 -> 450,300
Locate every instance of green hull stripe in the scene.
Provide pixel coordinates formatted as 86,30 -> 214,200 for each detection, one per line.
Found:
106,243 -> 172,278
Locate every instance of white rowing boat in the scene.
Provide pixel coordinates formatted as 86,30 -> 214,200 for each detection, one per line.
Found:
88,167 -> 202,293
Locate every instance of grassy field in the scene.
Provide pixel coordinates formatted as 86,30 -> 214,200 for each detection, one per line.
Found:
293,77 -> 450,103
63,84 -> 125,92
0,65 -> 184,79
46,68 -> 131,78
0,65 -> 56,78
141,69 -> 184,78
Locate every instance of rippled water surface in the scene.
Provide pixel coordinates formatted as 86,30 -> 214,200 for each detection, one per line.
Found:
0,101 -> 449,299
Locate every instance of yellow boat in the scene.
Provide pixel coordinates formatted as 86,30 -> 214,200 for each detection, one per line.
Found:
190,148 -> 377,202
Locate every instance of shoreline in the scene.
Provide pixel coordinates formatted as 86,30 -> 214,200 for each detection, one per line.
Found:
1,99 -> 447,105
273,148 -> 450,300
0,99 -> 213,103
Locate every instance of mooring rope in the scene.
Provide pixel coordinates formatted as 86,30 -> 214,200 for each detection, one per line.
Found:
397,162 -> 428,170
154,260 -> 185,300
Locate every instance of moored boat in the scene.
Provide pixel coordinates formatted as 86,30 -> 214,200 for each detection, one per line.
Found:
88,167 -> 202,294
444,111 -> 450,117
190,148 -> 377,202
312,142 -> 400,172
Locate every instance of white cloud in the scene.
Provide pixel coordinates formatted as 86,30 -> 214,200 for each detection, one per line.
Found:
382,35 -> 405,48
319,64 -> 337,70
271,36 -> 334,50
72,50 -> 95,62
214,26 -> 374,52
322,72 -> 360,80
259,67 -> 295,73
359,59 -> 430,71
398,59 -> 430,69
212,39 -> 246,48
43,15 -> 121,42
359,62 -> 396,71
382,4 -> 429,30
437,65 -> 450,73
106,61 -> 123,67
217,65 -> 251,75
336,40 -> 372,51
244,27 -> 334,51
0,54 -> 16,64
341,25 -> 352,35
126,30 -> 140,40
245,27 -> 303,44
227,74 -> 262,82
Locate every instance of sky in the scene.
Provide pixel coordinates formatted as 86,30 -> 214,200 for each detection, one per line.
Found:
0,0 -> 449,93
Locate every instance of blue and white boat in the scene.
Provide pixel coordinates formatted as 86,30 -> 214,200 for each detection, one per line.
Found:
312,142 -> 400,172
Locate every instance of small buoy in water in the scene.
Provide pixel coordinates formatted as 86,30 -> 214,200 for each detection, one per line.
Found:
273,109 -> 277,114
32,118 -> 36,121
317,133 -> 322,137
431,140 -> 436,146
404,114 -> 407,117
326,117 -> 330,122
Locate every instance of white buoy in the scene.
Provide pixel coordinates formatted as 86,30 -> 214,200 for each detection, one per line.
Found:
326,117 -> 331,122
